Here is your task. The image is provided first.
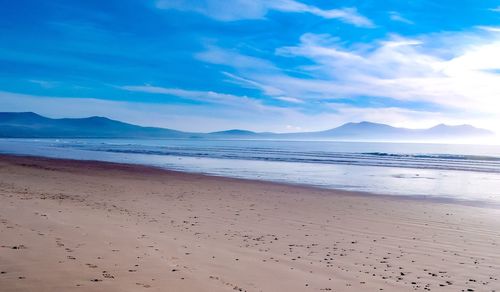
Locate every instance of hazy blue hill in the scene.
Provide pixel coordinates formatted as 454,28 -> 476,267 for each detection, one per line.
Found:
209,129 -> 258,136
425,124 -> 493,137
310,121 -> 493,140
316,121 -> 412,138
0,112 -> 188,138
0,112 -> 51,123
0,112 -> 494,140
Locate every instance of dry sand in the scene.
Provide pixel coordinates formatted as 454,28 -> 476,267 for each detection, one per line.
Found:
1,154 -> 499,291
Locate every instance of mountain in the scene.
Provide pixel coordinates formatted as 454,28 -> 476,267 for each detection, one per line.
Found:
425,124 -> 493,137
314,121 -> 411,138
0,112 -> 494,140
0,112 -> 189,138
308,121 -> 494,140
209,129 -> 258,137
297,121 -> 493,140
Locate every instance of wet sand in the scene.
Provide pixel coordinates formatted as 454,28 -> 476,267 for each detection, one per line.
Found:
1,154 -> 499,291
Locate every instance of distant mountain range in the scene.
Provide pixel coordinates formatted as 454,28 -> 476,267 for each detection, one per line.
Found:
0,112 -> 494,141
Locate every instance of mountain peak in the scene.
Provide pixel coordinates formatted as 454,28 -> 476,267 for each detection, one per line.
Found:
343,121 -> 393,127
0,112 -> 48,123
0,112 -> 185,138
354,121 -> 379,125
210,129 -> 257,135
430,123 -> 475,129
427,123 -> 493,136
0,111 -> 42,117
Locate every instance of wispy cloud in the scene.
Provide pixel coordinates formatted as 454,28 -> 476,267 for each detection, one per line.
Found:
388,11 -> 413,24
28,80 -> 59,89
490,6 -> 500,12
120,84 -> 316,122
155,0 -> 373,27
283,32 -> 500,112
477,25 -> 500,32
196,46 -> 277,71
274,96 -> 304,103
120,85 -> 280,111
221,71 -> 303,103
195,29 -> 500,131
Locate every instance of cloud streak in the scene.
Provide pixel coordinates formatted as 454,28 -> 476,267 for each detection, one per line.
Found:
388,11 -> 413,24
490,6 -> 500,12
155,0 -> 373,27
120,85 -> 287,112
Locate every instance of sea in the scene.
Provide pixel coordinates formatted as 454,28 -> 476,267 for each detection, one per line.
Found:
1,138 -> 500,205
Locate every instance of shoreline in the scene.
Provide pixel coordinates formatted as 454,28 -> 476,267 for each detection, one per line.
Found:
1,153 -> 498,209
1,153 -> 500,291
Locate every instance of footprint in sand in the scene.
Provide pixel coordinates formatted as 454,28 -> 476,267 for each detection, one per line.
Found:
102,271 -> 115,279
135,283 -> 151,288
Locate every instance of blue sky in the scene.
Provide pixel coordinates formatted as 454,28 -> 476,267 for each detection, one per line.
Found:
1,0 -> 500,132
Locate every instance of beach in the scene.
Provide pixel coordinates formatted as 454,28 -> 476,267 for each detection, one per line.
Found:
1,154 -> 499,292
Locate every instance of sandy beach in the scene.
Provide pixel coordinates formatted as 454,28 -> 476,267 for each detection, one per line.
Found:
1,154 -> 499,291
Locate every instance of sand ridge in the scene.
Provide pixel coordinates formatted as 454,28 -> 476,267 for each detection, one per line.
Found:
1,155 -> 500,291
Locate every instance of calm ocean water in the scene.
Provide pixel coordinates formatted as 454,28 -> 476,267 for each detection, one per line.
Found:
1,138 -> 500,204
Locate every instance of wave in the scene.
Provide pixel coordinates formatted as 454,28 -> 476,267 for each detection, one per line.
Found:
362,152 -> 500,161
59,143 -> 500,174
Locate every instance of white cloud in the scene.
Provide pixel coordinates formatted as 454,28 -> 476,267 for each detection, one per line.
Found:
275,96 -> 304,103
194,29 -> 500,132
388,11 -> 413,24
155,0 -> 373,27
195,46 -> 277,73
120,85 -> 265,109
285,124 -> 302,131
490,6 -> 500,12
231,33 -> 500,110
477,25 -> 500,32
28,80 -> 59,89
222,72 -> 284,96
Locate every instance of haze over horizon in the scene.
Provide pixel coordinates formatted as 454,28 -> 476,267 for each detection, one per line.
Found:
0,112 -> 496,144
0,111 -> 497,133
2,1 -> 500,133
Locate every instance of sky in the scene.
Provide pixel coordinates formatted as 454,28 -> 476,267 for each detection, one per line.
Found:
1,0 -> 500,133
